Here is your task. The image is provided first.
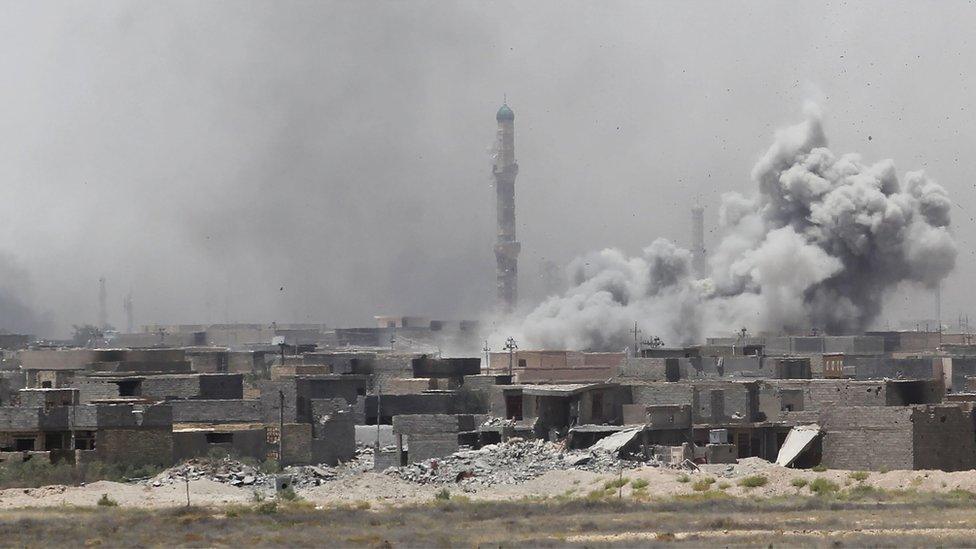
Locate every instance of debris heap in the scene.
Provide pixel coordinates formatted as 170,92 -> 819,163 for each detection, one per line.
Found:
390,438 -> 638,486
147,448 -> 375,489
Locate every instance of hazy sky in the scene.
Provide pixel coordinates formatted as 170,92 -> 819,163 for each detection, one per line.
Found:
0,1 -> 974,336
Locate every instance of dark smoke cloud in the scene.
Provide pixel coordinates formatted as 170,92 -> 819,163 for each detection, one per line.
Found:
502,106 -> 957,350
0,253 -> 52,336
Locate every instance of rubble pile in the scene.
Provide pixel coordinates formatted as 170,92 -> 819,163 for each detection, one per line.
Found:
391,438 -> 639,486
147,448 -> 375,489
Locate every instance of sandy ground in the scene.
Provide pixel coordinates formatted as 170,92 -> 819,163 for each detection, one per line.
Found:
5,459 -> 976,508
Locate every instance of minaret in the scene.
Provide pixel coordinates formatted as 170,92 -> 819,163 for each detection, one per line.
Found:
493,101 -> 520,313
691,203 -> 706,277
98,277 -> 108,331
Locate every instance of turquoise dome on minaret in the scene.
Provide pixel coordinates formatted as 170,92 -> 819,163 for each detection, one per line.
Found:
496,103 -> 514,122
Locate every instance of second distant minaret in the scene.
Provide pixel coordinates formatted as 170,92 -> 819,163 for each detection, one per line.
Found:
691,204 -> 706,277
493,102 -> 520,313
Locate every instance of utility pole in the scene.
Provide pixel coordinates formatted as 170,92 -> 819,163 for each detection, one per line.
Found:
504,337 -> 518,377
375,379 -> 382,454
482,340 -> 490,374
278,389 -> 285,469
632,322 -> 642,357
390,327 -> 396,351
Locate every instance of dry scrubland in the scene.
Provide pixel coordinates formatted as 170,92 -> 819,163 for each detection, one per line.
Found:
4,461 -> 976,545
6,491 -> 976,547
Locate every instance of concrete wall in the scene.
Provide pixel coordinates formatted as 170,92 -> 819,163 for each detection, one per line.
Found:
309,398 -> 355,465
365,392 -> 477,422
281,423 -> 312,466
411,357 -> 480,378
912,405 -> 976,471
690,382 -> 758,424
170,399 -> 263,424
630,383 -> 694,407
383,378 -> 435,395
96,427 -> 173,466
173,428 -> 267,461
393,414 -> 459,464
622,404 -> 692,429
822,406 -> 914,470
823,404 -> 976,471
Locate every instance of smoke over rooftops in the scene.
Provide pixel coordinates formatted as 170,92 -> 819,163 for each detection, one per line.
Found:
500,105 -> 957,350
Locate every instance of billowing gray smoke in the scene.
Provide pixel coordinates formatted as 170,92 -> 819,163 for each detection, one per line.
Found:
501,105 -> 956,350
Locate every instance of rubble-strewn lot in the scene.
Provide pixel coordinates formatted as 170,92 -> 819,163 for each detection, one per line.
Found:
148,448 -> 376,490
9,444 -> 976,512
390,439 -> 638,486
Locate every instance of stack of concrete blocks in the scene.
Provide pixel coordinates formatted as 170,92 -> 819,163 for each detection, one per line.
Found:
392,414 -> 461,465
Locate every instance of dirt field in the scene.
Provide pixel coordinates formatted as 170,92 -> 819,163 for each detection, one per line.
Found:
5,460 -> 976,546
4,493 -> 976,547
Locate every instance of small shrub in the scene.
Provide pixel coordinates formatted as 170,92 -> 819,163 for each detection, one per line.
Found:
849,471 -> 869,482
879,466 -> 890,474
737,475 -> 768,488
692,477 -> 716,492
791,478 -> 808,488
435,488 -> 451,501
251,490 -> 266,502
277,487 -> 300,501
717,481 -> 731,490
630,478 -> 649,490
603,477 -> 628,490
809,477 -> 839,495
676,474 -> 690,483
354,500 -> 371,510
586,489 -> 607,500
255,501 -> 278,514
259,459 -> 279,475
96,494 -> 118,507
947,489 -> 976,500
811,464 -> 827,472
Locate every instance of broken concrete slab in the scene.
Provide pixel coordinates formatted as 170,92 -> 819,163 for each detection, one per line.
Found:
775,423 -> 821,467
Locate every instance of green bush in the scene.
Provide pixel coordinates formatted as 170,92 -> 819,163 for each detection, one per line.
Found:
849,471 -> 869,482
255,501 -> 278,514
692,477 -> 716,492
809,477 -> 839,495
737,475 -> 768,488
97,494 -> 119,507
435,488 -> 451,501
277,487 -> 300,501
717,481 -> 731,490
791,478 -> 808,489
603,477 -> 628,490
676,474 -> 690,483
811,464 -> 827,472
630,478 -> 649,490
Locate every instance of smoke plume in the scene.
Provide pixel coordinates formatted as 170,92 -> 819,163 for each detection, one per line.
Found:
504,105 -> 957,350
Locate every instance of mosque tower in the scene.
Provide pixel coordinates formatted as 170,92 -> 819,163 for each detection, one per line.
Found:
493,102 -> 520,313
